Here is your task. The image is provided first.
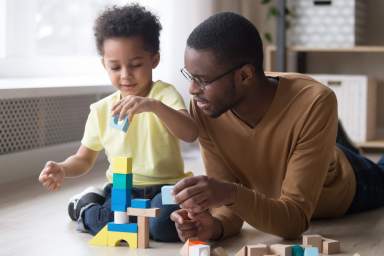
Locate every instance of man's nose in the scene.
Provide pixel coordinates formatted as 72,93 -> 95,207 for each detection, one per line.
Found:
188,80 -> 202,96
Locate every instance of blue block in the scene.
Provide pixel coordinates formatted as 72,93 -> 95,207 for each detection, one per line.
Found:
112,188 -> 131,207
113,173 -> 132,189
111,203 -> 128,212
304,247 -> 319,256
292,245 -> 304,256
110,115 -> 129,132
161,185 -> 176,205
108,222 -> 138,233
131,198 -> 151,208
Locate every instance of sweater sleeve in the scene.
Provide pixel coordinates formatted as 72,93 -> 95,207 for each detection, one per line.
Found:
190,100 -> 244,239
227,92 -> 339,239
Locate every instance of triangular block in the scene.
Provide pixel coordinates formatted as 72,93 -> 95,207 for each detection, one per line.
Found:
89,225 -> 109,246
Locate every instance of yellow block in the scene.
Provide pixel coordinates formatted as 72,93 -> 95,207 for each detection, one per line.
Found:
107,231 -> 138,248
89,225 -> 109,246
112,157 -> 132,174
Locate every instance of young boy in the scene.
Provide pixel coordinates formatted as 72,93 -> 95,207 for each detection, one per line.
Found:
38,4 -> 198,242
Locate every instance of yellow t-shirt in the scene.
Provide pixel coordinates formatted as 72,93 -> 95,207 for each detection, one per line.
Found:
81,80 -> 187,186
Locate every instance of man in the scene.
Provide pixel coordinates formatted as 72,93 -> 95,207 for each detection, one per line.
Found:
170,12 -> 384,241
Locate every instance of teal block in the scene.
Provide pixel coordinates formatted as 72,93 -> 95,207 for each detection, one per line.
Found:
161,185 -> 176,205
110,115 -> 129,132
112,188 -> 131,208
113,173 -> 132,189
304,247 -> 319,256
111,203 -> 128,212
108,222 -> 138,233
292,245 -> 304,256
131,198 -> 151,208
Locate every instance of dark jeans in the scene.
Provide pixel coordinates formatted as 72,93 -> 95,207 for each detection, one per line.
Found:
337,144 -> 384,214
81,184 -> 180,242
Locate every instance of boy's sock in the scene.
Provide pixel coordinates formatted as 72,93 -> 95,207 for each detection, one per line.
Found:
67,186 -> 105,221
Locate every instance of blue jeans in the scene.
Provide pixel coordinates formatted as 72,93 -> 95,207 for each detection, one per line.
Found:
337,144 -> 384,214
81,184 -> 180,242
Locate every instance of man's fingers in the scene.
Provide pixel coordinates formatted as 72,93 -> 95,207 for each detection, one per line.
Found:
173,176 -> 204,197
179,191 -> 207,209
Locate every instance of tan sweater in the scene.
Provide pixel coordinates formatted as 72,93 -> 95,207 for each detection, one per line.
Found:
190,72 -> 356,239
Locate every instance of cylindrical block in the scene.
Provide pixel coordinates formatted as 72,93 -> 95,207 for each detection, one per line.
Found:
114,211 -> 129,224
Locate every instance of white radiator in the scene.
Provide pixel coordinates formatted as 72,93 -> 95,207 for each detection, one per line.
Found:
0,83 -> 114,184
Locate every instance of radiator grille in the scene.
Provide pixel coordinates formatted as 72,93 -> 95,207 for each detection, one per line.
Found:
0,94 -> 109,155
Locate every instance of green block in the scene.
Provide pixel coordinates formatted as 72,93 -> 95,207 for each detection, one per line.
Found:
113,173 -> 132,189
292,245 -> 304,256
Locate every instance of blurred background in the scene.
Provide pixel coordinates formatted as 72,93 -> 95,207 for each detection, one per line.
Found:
0,0 -> 384,184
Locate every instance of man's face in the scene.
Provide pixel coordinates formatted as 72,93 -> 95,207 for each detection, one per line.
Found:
184,47 -> 240,118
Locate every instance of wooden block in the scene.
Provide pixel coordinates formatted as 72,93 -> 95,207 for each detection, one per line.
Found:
322,239 -> 340,255
131,198 -> 151,208
161,185 -> 176,204
292,245 -> 304,256
180,240 -> 190,256
112,173 -> 132,189
107,230 -> 137,248
127,207 -> 160,217
270,244 -> 293,256
303,247 -> 319,256
89,225 -> 109,246
111,188 -> 131,209
107,222 -> 137,233
114,211 -> 129,224
212,247 -> 229,256
235,246 -> 247,256
189,244 -> 210,256
138,216 -> 149,248
247,244 -> 268,256
111,156 -> 132,174
302,235 -> 322,251
110,115 -> 129,132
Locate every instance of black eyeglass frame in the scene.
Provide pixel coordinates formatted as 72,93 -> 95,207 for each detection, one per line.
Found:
180,63 -> 246,89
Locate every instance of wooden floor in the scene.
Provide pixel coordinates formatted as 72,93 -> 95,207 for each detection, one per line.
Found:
0,147 -> 383,256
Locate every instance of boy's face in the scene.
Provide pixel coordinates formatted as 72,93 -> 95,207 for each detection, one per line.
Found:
102,36 -> 159,98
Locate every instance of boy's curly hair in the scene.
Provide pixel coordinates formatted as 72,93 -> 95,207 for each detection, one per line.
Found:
94,4 -> 162,55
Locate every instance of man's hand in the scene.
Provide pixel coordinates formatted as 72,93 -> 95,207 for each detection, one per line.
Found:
173,175 -> 236,214
38,161 -> 65,191
170,209 -> 223,241
111,95 -> 157,122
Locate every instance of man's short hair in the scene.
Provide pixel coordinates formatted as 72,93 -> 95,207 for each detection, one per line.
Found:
187,12 -> 264,73
94,4 -> 162,55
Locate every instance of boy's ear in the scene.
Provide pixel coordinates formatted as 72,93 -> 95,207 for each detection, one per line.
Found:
152,53 -> 160,68
101,58 -> 106,69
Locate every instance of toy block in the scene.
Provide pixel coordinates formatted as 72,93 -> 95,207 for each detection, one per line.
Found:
114,211 -> 129,224
89,225 -> 109,246
247,244 -> 268,256
322,239 -> 340,255
110,115 -> 129,132
302,235 -> 322,252
131,198 -> 151,208
127,207 -> 160,217
161,185 -> 176,204
304,247 -> 319,256
270,244 -> 293,256
112,203 -> 129,212
138,216 -> 149,248
189,244 -> 210,256
112,188 -> 131,206
111,156 -> 132,174
113,173 -> 132,189
212,247 -> 229,256
235,246 -> 247,256
107,222 -> 138,233
107,230 -> 137,248
180,240 -> 189,256
292,245 -> 304,256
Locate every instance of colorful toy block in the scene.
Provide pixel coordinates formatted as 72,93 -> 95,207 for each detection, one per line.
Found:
110,115 -> 129,132
111,188 -> 131,211
322,239 -> 340,255
303,235 -> 322,252
113,173 -> 132,189
292,245 -> 304,256
304,247 -> 319,256
180,240 -> 209,256
189,244 -> 210,256
111,156 -> 132,174
161,185 -> 176,205
107,231 -> 137,247
114,211 -> 129,224
89,225 -> 109,246
107,223 -> 138,233
131,198 -> 151,208
127,207 -> 160,217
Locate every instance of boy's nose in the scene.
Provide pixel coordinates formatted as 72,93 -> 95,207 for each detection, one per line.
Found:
121,67 -> 132,80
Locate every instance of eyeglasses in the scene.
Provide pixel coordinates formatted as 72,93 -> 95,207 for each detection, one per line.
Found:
180,63 -> 245,90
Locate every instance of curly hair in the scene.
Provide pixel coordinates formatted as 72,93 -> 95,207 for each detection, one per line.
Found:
94,4 -> 162,55
187,12 -> 264,74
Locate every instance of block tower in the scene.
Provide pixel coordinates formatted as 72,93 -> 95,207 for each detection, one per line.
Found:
89,156 -> 160,248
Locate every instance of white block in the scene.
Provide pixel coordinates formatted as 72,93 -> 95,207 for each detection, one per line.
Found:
114,211 -> 129,224
189,244 -> 210,256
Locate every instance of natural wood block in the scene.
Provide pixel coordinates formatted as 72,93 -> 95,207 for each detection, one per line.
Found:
247,244 -> 268,256
212,247 -> 229,256
270,244 -> 293,256
323,239 -> 340,254
303,235 -> 323,251
127,207 -> 160,217
138,216 -> 149,248
235,246 -> 247,256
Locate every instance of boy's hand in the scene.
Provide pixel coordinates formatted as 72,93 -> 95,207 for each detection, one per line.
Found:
170,209 -> 223,241
111,95 -> 157,122
38,161 -> 65,192
173,175 -> 236,214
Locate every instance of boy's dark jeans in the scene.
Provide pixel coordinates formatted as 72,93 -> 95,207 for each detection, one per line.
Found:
337,144 -> 384,214
81,184 -> 180,242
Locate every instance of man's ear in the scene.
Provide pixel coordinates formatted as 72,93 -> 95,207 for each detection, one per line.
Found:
239,64 -> 255,83
152,53 -> 160,68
